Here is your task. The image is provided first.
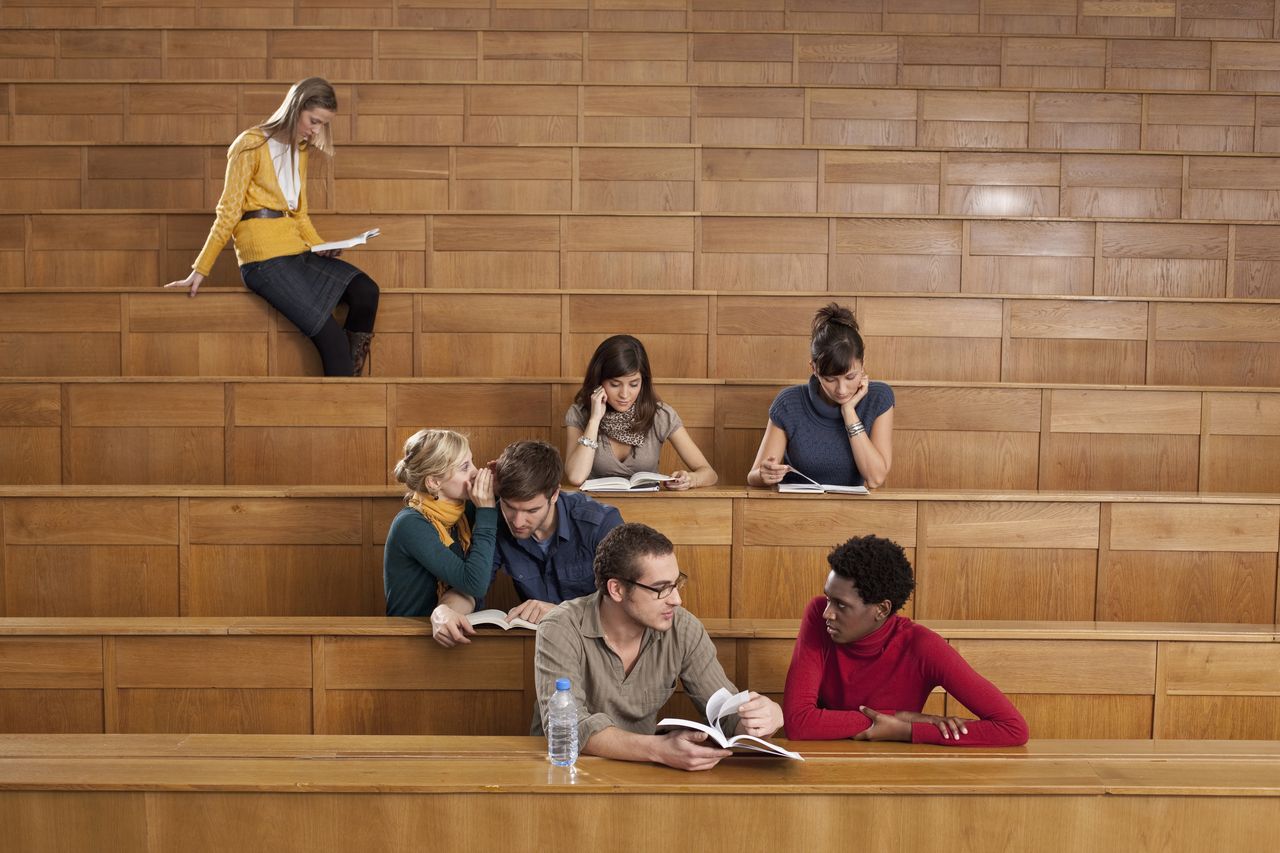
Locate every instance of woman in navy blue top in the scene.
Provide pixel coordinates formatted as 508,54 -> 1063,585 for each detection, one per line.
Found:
747,303 -> 894,489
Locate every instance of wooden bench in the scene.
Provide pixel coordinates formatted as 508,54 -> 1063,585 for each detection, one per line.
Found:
4,289 -> 1280,387
0,617 -> 1276,740
3,378 -> 1279,492
0,734 -> 1275,852
1,487 -> 1277,622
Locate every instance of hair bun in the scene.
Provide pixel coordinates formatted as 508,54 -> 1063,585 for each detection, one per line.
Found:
813,302 -> 858,334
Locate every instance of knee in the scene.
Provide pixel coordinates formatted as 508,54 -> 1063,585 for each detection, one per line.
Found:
352,274 -> 380,308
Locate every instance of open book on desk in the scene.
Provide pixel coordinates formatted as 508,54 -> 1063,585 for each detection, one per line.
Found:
311,228 -> 380,253
581,471 -> 672,492
466,609 -> 537,631
777,467 -> 868,495
658,687 -> 804,760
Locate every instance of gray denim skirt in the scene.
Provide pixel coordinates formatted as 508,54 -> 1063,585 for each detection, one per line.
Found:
240,251 -> 362,337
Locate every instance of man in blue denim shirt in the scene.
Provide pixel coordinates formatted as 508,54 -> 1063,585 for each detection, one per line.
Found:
431,440 -> 622,647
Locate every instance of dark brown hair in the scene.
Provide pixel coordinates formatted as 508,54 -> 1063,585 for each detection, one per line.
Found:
594,523 -> 675,592
493,440 -> 563,502
810,303 -> 864,376
573,335 -> 661,437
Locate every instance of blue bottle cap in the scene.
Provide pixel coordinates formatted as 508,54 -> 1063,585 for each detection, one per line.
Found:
556,678 -> 571,691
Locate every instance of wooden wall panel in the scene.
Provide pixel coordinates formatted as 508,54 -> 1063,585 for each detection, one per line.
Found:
700,148 -> 817,213
454,147 -> 572,212
941,152 -> 1059,217
1145,94 -> 1255,153
576,150 -> 696,212
798,34 -> 901,86
831,218 -> 962,292
1004,37 -> 1106,88
1201,392 -> 1280,493
965,221 -> 1094,295
1108,39 -> 1210,90
481,31 -> 583,82
584,33 -> 688,84
421,292 -> 562,377
1099,551 -> 1277,624
467,85 -> 577,145
901,35 -> 1001,87
431,215 -> 560,289
691,33 -> 793,84
696,88 -> 805,146
1061,154 -> 1182,218
1159,642 -> 1280,738
1153,303 -> 1280,386
821,151 -> 940,215
1233,225 -> 1280,299
1041,389 -> 1201,491
582,86 -> 691,144
1097,223 -> 1228,298
918,91 -> 1028,149
375,31 -> 478,81
1187,156 -> 1280,219
1032,91 -> 1142,149
700,218 -> 827,292
807,87 -> 916,146
563,215 -> 695,289
1005,300 -> 1147,384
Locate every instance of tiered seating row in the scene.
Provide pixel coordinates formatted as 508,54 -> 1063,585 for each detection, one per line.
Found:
0,490 -> 1276,624
8,82 -> 1280,154
10,145 -> 1280,217
0,618 -> 1276,740
4,379 -> 1280,491
1,738 -> 1276,853
1,0 -> 1277,40
5,214 -> 1280,300
4,290 -> 1280,387
6,28 -> 1280,89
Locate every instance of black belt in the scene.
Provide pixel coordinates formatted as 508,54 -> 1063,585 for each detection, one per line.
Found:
241,209 -> 286,221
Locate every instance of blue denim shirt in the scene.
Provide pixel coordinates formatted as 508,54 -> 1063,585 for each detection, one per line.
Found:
492,491 -> 623,604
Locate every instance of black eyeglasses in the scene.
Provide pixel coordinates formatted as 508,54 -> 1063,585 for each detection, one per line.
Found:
620,572 -> 688,600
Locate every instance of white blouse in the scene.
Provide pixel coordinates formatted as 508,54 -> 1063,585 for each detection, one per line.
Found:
266,137 -> 300,211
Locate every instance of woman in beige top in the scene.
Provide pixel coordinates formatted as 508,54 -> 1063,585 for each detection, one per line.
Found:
564,335 -> 717,490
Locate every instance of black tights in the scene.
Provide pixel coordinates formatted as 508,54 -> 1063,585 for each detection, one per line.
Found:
310,273 -> 380,376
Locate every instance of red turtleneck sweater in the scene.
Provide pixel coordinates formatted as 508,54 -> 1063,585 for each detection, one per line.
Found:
783,597 -> 1028,746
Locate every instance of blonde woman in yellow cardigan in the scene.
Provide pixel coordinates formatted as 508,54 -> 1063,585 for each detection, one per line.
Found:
164,77 -> 380,376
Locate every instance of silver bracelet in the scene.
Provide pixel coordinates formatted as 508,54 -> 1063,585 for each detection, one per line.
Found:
577,435 -> 600,450
846,421 -> 865,438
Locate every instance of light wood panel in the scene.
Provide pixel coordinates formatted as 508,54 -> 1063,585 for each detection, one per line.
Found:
0,620 -> 1277,742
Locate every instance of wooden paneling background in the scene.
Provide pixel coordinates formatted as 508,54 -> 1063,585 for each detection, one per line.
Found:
1,490 -> 1277,622
3,290 -> 1280,384
6,379 -> 1280,491
0,619 -> 1276,739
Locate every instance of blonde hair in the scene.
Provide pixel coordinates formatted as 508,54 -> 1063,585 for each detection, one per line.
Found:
258,77 -> 338,157
395,429 -> 470,499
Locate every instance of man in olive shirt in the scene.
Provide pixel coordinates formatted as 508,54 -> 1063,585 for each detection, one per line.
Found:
533,523 -> 784,771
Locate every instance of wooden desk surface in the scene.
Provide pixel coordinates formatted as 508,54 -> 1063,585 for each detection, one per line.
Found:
0,737 -> 1277,852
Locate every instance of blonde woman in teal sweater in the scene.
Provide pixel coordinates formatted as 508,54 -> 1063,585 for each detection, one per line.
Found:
164,77 -> 380,376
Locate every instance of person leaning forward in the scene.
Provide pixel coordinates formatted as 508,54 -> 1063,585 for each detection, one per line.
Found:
430,440 -> 623,647
532,523 -> 784,771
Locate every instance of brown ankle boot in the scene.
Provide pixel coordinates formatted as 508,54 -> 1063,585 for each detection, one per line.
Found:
347,331 -> 373,376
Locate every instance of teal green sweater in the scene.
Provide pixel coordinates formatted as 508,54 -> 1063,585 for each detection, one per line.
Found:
383,503 -> 497,617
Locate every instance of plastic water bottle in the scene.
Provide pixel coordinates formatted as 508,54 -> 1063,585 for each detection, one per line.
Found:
547,677 -> 579,766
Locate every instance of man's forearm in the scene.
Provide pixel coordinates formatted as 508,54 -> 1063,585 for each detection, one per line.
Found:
581,726 -> 657,764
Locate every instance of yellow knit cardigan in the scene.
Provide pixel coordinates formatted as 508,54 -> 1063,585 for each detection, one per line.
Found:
192,128 -> 327,277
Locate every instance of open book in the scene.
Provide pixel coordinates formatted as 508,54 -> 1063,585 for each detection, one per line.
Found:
580,472 -> 673,492
777,467 -> 868,495
466,609 -> 538,631
658,688 -> 803,760
311,228 -> 380,253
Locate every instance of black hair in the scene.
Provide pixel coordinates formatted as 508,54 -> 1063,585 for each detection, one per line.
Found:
827,535 -> 914,614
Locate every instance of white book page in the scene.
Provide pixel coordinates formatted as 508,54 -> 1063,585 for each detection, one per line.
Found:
656,717 -> 730,748
311,228 -> 380,253
724,734 -> 804,761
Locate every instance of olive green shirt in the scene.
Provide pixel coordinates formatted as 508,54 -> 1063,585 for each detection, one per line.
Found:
532,591 -> 737,747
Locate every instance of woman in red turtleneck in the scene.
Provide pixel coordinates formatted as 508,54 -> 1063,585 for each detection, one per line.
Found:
783,535 -> 1028,746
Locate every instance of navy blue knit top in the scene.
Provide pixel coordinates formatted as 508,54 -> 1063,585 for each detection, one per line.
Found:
768,376 -> 895,487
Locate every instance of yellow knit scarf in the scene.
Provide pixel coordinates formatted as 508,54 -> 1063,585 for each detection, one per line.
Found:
407,494 -> 472,551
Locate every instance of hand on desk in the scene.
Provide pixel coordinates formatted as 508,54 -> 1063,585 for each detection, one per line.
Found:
431,605 -> 476,648
653,730 -> 732,772
506,599 -> 556,625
